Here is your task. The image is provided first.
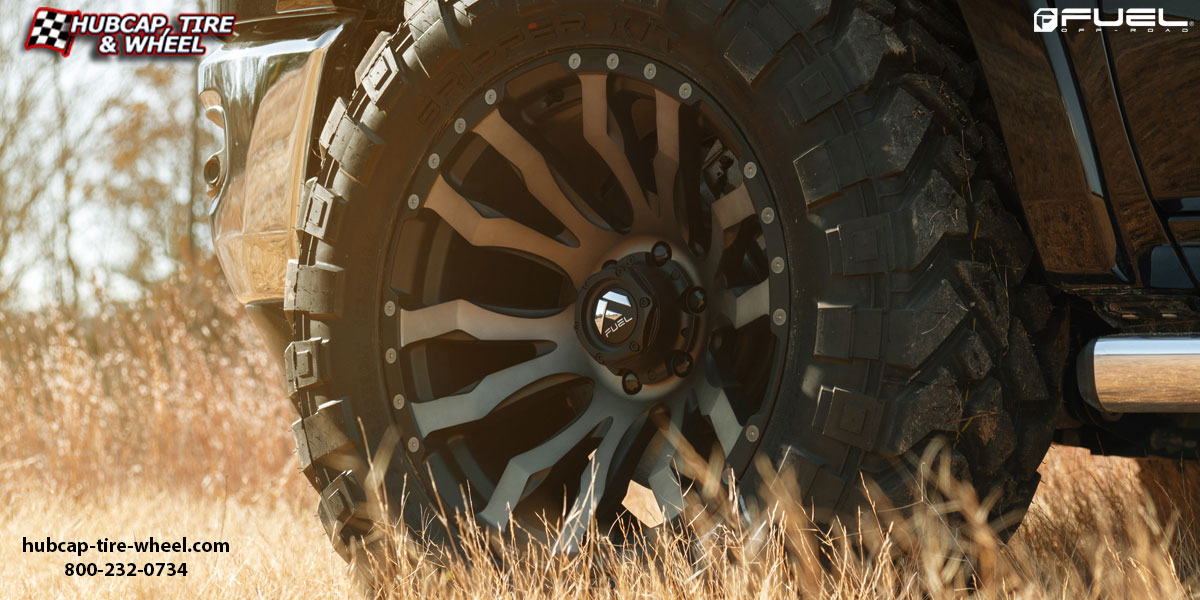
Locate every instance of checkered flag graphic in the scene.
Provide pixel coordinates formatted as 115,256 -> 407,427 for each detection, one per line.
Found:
25,8 -> 79,57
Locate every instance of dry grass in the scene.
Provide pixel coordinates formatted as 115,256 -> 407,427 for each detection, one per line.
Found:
1,272 -> 1199,598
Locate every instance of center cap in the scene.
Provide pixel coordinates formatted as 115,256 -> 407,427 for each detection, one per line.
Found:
593,287 -> 637,343
574,243 -> 704,390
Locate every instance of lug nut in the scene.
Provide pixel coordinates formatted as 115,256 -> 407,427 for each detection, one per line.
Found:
670,352 -> 693,377
709,330 -> 725,353
651,241 -> 672,266
684,287 -> 706,313
622,371 -> 642,395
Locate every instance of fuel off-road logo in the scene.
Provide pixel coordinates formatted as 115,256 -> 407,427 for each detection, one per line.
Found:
594,289 -> 636,344
1034,7 -> 1192,32
24,8 -> 234,57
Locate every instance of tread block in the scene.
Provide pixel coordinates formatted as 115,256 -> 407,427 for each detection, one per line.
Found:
954,330 -> 993,383
774,445 -> 823,493
933,136 -> 976,184
292,399 -> 353,471
318,98 -> 348,154
774,0 -> 833,31
858,89 -> 932,178
953,261 -> 1010,346
815,304 -> 883,360
794,133 -> 863,208
284,260 -> 343,317
361,43 -> 405,106
903,171 -> 967,269
354,31 -> 392,86
786,55 -> 847,122
896,20 -> 975,99
285,337 -> 331,395
794,144 -> 840,207
960,378 -> 1015,476
297,180 -> 346,243
813,386 -> 884,451
1002,319 -> 1048,404
899,74 -> 981,154
831,9 -> 906,92
879,367 -> 962,456
973,183 -> 1033,281
827,214 -> 892,275
749,3 -> 797,52
887,278 -> 967,369
724,27 -> 775,84
318,471 -> 368,542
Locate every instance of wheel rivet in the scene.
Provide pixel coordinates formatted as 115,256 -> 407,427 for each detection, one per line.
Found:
392,394 -> 405,410
772,309 -> 787,326
454,118 -> 466,134
760,207 -> 776,224
743,161 -> 758,179
407,437 -> 420,453
606,53 -> 619,69
485,89 -> 498,105
622,371 -> 642,395
770,257 -> 784,274
651,241 -> 671,266
385,348 -> 397,363
408,194 -> 420,209
643,63 -> 657,79
745,425 -> 760,442
685,287 -> 706,313
670,352 -> 693,377
384,300 -> 396,316
678,82 -> 692,99
568,53 -> 581,69
428,153 -> 440,169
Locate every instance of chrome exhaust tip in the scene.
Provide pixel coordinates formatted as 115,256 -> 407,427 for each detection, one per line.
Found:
1078,336 -> 1200,413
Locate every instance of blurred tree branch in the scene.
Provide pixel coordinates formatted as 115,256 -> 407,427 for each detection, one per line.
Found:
0,1 -> 214,311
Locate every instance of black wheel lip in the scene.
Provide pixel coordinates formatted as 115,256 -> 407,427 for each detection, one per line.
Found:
375,45 -> 794,520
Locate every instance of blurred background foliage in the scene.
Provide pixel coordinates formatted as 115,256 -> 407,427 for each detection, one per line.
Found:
0,1 -> 214,312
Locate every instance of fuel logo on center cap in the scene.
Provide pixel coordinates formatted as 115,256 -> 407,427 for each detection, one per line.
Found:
593,288 -> 636,344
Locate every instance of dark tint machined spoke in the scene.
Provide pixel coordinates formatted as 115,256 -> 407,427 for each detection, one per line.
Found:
579,73 -> 657,225
473,110 -> 618,252
424,177 -> 594,286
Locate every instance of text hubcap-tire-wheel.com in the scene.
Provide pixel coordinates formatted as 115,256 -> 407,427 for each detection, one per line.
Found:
379,48 -> 790,551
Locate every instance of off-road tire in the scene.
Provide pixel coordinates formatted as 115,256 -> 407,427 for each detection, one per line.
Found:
284,0 -> 1064,568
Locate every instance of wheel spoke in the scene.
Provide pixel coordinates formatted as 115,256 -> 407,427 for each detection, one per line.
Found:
696,381 -> 742,456
478,401 -> 612,531
424,177 -> 592,286
646,402 -> 686,520
706,184 -> 754,272
579,73 -> 656,224
474,110 -> 615,250
411,345 -> 586,436
555,403 -> 638,553
652,89 -> 680,218
721,278 -> 770,329
399,300 -> 574,346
